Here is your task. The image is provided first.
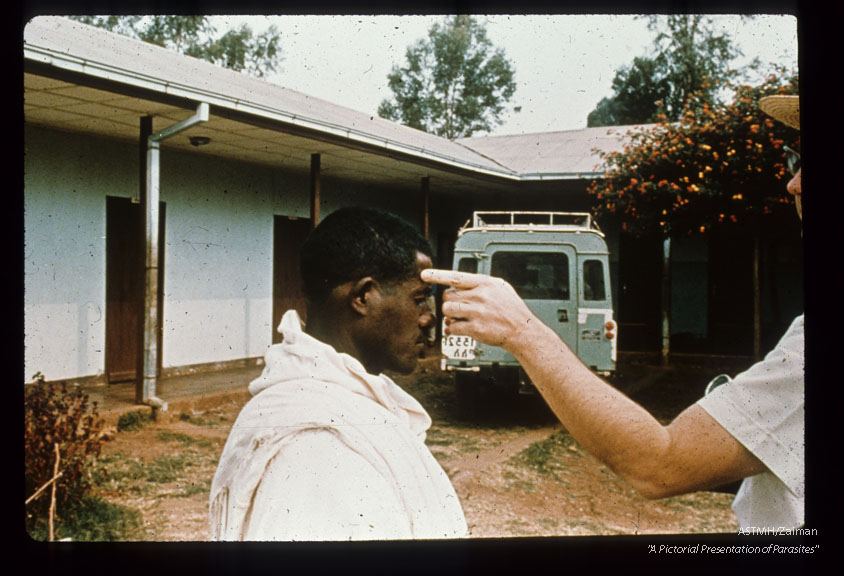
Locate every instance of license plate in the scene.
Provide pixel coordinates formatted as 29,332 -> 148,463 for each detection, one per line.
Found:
441,333 -> 476,360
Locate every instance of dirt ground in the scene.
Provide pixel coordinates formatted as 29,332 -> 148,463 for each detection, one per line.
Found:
91,353 -> 749,541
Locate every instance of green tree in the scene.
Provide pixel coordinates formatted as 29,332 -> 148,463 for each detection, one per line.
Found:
68,16 -> 282,78
378,15 -> 518,139
588,15 -> 742,127
588,56 -> 671,126
588,70 -> 799,360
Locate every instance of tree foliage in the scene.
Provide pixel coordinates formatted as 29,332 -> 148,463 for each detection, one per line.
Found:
588,69 -> 799,237
68,16 -> 282,78
588,15 -> 742,127
588,56 -> 672,126
378,16 -> 518,139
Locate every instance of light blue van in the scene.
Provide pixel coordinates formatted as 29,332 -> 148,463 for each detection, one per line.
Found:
441,211 -> 617,418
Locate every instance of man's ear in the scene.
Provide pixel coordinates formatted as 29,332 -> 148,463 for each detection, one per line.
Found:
349,277 -> 380,316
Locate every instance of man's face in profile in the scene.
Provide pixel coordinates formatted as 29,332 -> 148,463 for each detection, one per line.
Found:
363,252 -> 436,375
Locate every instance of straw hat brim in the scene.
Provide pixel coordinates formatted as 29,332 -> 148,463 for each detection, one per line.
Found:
759,95 -> 800,130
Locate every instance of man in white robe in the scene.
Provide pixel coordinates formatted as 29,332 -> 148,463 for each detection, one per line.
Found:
210,207 -> 467,541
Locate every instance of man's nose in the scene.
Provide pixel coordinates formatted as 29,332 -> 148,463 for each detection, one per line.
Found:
420,313 -> 435,330
420,299 -> 436,326
787,168 -> 801,197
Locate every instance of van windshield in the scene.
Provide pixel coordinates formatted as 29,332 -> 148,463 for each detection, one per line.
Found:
491,252 -> 569,300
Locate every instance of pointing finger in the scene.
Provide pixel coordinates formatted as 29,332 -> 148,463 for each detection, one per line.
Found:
421,269 -> 483,289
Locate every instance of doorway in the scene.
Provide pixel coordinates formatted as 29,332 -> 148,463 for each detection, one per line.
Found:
617,233 -> 662,352
105,196 -> 165,383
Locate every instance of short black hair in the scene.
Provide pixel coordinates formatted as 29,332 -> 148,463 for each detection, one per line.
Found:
300,207 -> 432,305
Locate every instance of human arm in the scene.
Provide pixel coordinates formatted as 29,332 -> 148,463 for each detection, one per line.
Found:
422,269 -> 766,498
244,429 -> 412,541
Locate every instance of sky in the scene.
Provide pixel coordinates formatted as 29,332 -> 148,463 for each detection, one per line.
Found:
211,14 -> 799,136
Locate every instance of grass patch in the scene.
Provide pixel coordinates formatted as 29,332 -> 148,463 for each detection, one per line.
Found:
178,412 -> 220,427
117,410 -> 153,432
558,517 -> 620,536
158,430 -> 195,443
502,469 -> 536,493
537,517 -> 562,530
145,454 -> 193,483
95,450 -> 214,494
508,430 -> 579,480
425,428 -> 481,453
157,430 -> 212,448
179,478 -> 212,497
662,491 -> 736,514
499,518 -> 536,537
95,453 -> 148,493
27,494 -> 142,541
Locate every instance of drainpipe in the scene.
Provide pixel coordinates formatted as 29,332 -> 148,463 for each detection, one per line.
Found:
141,102 -> 210,410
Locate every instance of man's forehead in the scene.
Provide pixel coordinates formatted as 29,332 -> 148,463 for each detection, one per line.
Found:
397,273 -> 430,293
391,252 -> 432,293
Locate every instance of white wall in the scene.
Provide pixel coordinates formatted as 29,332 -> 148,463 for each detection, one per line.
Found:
158,148 -> 309,368
24,125 -> 425,382
24,125 -> 307,381
24,127 -> 131,382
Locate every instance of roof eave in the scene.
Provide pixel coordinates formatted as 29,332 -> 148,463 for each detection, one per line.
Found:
517,172 -> 606,181
24,41 -> 525,183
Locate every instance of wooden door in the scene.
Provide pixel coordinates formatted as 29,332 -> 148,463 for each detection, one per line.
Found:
106,197 -> 165,382
272,216 -> 310,343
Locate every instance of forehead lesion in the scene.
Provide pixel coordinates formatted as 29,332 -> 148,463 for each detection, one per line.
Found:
415,251 -> 433,269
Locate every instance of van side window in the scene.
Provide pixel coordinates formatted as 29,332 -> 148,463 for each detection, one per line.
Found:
457,258 -> 478,274
491,252 -> 569,300
583,259 -> 606,301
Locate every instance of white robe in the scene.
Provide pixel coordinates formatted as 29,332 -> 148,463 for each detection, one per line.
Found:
209,310 -> 467,541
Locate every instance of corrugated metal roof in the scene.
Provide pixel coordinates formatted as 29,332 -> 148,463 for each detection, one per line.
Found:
24,16 -> 647,182
23,16 -> 517,178
458,125 -> 656,178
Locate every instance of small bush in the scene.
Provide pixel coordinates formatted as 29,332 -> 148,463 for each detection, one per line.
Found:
25,373 -> 104,535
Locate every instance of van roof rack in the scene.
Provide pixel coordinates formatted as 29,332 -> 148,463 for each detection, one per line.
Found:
471,211 -> 602,232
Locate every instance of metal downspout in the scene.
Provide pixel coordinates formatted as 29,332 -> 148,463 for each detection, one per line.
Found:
141,102 -> 210,409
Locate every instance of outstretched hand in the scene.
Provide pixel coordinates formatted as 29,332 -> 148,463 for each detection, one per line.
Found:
420,269 -> 538,351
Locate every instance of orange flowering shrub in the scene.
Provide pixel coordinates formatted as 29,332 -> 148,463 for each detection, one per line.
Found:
588,69 -> 799,236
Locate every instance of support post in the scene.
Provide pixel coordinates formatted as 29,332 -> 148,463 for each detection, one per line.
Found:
136,116 -> 153,403
310,153 -> 321,230
661,235 -> 671,366
141,139 -> 162,404
421,176 -> 430,239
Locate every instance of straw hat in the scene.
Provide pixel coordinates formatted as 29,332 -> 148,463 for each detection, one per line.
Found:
759,95 -> 800,130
